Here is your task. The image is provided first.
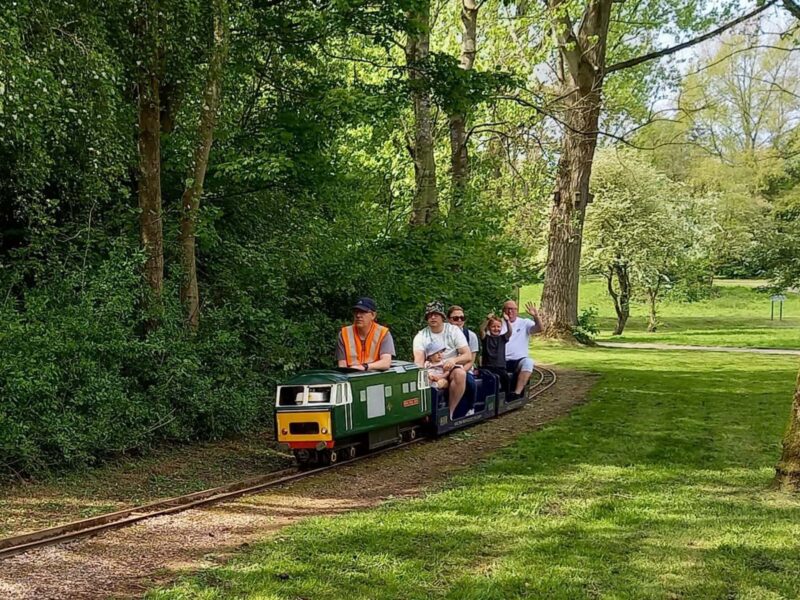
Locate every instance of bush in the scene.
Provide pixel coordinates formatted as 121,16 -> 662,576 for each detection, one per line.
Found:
0,220 -> 522,476
0,248 -> 274,475
572,306 -> 600,345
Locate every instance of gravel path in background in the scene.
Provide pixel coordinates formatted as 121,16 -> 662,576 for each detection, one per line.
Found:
0,367 -> 596,600
597,342 -> 800,355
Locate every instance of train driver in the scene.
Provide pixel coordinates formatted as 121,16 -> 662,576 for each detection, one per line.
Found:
336,297 -> 395,371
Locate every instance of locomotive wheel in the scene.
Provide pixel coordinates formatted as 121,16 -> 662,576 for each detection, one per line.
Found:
402,428 -> 417,442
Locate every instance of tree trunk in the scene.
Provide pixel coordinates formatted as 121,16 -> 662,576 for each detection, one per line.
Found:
448,113 -> 468,213
448,0 -> 477,216
775,0 -> 800,493
138,70 -> 163,309
178,0 -> 228,330
775,369 -> 800,491
540,0 -> 612,338
540,87 -> 603,337
406,0 -> 439,226
647,284 -> 659,332
607,263 -> 630,335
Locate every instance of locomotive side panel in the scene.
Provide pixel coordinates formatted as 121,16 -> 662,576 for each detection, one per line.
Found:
341,366 -> 431,448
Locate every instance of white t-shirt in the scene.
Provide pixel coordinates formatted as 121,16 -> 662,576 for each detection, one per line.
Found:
413,323 -> 469,361
500,317 -> 537,360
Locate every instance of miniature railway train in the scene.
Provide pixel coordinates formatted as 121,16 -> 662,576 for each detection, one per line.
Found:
275,361 -> 531,466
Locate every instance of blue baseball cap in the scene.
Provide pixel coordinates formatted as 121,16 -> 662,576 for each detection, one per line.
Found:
353,297 -> 377,312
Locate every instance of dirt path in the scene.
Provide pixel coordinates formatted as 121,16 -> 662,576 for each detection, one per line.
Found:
597,341 -> 800,356
0,367 -> 596,600
0,435 -> 296,539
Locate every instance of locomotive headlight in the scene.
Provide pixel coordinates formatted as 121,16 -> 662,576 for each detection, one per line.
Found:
281,428 -> 288,435
321,427 -> 328,434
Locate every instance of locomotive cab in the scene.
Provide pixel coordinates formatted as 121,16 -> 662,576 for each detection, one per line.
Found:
276,380 -> 351,465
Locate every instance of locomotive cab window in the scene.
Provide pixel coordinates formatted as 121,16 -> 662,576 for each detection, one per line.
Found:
417,369 -> 431,390
307,386 -> 331,403
277,385 -> 304,406
277,384 -> 334,406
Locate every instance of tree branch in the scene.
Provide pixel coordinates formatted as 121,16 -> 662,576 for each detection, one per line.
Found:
784,0 -> 800,19
606,0 -> 779,74
547,0 -> 584,78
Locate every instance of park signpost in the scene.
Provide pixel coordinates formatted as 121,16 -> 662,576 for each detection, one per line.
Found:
770,294 -> 787,321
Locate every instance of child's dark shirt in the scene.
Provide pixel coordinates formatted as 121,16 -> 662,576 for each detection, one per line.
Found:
481,335 -> 508,369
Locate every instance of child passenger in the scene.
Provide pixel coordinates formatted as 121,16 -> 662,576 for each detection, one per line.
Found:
424,341 -> 455,389
479,313 -> 514,395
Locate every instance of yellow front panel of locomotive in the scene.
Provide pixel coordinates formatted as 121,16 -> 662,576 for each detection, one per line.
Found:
276,411 -> 333,443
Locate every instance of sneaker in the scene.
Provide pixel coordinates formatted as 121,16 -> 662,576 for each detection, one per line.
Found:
465,409 -> 475,416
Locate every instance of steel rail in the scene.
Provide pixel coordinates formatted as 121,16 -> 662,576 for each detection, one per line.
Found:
0,366 -> 557,560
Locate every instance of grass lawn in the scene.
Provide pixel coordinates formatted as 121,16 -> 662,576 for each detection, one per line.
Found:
148,346 -> 800,599
521,280 -> 800,349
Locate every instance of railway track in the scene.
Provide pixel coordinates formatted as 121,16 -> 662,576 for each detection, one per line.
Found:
0,366 -> 557,560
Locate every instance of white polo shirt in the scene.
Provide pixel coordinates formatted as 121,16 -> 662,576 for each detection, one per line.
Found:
500,317 -> 537,360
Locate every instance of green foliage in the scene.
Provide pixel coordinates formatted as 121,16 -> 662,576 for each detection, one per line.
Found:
0,0 -> 529,476
584,149 -> 715,325
571,306 -> 600,345
426,52 -> 520,116
637,32 -> 800,283
0,247 -> 272,474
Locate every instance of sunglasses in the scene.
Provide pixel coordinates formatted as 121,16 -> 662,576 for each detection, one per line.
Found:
450,315 -> 465,321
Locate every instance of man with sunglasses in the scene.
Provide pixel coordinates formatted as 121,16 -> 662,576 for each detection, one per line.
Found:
336,297 -> 395,371
447,305 -> 479,371
500,299 -> 542,398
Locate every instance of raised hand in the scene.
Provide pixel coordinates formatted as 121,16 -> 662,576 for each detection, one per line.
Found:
524,301 -> 539,317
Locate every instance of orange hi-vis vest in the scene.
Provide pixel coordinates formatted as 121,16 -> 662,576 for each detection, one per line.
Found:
341,323 -> 389,367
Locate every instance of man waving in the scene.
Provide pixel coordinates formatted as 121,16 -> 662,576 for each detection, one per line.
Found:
500,300 -> 542,398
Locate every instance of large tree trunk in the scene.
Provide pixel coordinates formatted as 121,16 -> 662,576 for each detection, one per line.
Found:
178,0 -> 228,330
774,0 -> 800,494
540,87 -> 603,336
406,0 -> 439,226
138,70 -> 164,308
607,263 -> 630,335
447,0 -> 477,216
775,369 -> 800,491
540,0 -> 612,338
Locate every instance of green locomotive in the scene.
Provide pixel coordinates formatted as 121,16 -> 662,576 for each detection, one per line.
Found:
275,361 -> 432,466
